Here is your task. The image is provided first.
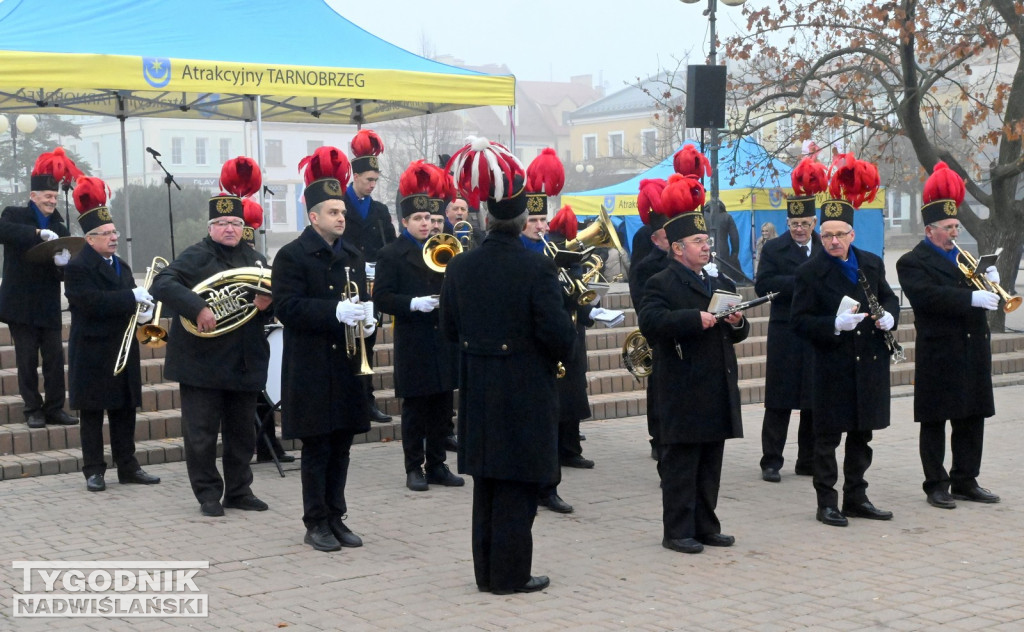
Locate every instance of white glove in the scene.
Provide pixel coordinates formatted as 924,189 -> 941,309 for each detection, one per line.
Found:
703,262 -> 719,278
985,265 -> 1000,285
52,248 -> 71,267
335,299 -> 364,326
39,229 -> 58,242
362,301 -> 375,323
410,296 -> 439,313
834,310 -> 867,332
876,310 -> 895,331
361,320 -> 377,337
971,290 -> 1000,311
137,303 -> 155,325
132,287 -> 154,304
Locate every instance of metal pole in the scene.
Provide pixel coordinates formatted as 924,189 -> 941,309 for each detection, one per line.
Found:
255,95 -> 267,255
119,114 -> 134,267
11,118 -> 19,196
707,0 -> 720,211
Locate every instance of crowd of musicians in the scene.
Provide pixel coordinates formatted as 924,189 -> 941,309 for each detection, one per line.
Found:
0,138 -> 1004,595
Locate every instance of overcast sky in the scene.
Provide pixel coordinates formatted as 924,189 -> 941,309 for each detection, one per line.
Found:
327,0 -> 759,90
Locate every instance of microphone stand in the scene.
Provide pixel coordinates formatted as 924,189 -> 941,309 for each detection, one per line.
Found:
149,151 -> 181,259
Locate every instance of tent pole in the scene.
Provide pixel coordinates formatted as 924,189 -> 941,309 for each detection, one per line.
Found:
119,113 -> 134,269
508,106 -> 516,154
254,95 -> 267,255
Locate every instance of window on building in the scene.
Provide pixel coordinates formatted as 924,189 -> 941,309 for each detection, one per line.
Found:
265,139 -> 284,167
608,132 -> 624,158
266,190 -> 288,225
306,140 -> 323,155
219,138 -> 231,164
171,137 -> 184,165
92,142 -> 101,170
641,129 -> 657,156
195,138 -> 208,166
583,135 -> 597,161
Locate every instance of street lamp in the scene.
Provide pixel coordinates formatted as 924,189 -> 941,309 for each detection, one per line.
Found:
575,163 -> 595,175
0,114 -> 39,195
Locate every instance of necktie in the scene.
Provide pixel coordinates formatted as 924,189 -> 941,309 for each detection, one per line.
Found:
107,258 -> 113,265
802,244 -> 810,257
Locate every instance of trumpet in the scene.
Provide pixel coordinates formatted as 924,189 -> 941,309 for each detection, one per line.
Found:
952,240 -> 1021,313
543,238 -> 597,306
343,266 -> 373,376
180,263 -> 272,337
114,256 -> 168,376
422,233 -> 463,273
452,220 -> 474,251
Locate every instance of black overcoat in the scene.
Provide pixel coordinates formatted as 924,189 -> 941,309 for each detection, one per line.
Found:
896,241 -> 994,423
373,235 -> 457,398
557,267 -> 595,424
628,247 -> 670,316
272,226 -> 371,440
638,260 -> 749,444
342,197 -> 396,264
63,245 -> 142,411
150,236 -> 272,393
791,246 -> 899,434
754,231 -> 823,409
0,204 -> 70,328
440,231 -> 577,483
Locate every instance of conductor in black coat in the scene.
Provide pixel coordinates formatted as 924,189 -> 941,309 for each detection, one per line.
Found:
753,198 -> 821,482
639,205 -> 748,555
792,201 -> 899,527
896,183 -> 1000,509
440,175 -> 577,595
374,187 -> 462,492
63,184 -> 160,492
0,165 -> 78,428
273,168 -> 373,553
150,192 -> 273,518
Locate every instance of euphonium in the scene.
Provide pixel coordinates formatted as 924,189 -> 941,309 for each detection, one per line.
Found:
114,256 -> 168,376
180,263 -> 272,337
952,240 -> 1022,313
343,266 -> 373,376
562,206 -> 630,275
422,233 -> 463,273
452,220 -> 474,251
621,329 -> 653,381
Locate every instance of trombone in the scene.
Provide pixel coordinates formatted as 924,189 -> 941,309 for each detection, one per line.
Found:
452,220 -> 474,251
952,240 -> 1022,313
344,266 -> 373,376
114,256 -> 168,376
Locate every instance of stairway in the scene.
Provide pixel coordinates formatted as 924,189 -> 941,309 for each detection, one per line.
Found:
3,284 -> 1024,480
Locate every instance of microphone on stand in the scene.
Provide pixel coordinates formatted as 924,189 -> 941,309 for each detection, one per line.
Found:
146,147 -> 161,158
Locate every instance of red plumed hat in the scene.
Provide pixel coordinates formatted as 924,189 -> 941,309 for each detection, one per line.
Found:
425,162 -> 455,203
72,176 -> 114,233
219,156 -> 262,198
350,129 -> 385,173
791,158 -> 828,196
243,198 -> 264,229
921,161 -> 966,224
673,145 -> 712,179
32,147 -> 84,191
398,160 -> 446,217
299,146 -> 351,211
661,174 -> 708,243
548,205 -> 578,241
827,153 -> 879,210
637,178 -> 668,228
446,136 -> 525,211
526,148 -> 565,196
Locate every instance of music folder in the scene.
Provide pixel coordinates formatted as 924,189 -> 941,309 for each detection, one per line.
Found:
708,290 -> 742,315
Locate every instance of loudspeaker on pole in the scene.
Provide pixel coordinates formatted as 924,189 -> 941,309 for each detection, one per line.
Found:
685,65 -> 727,129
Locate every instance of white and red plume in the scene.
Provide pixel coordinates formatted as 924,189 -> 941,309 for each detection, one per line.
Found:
446,136 -> 525,208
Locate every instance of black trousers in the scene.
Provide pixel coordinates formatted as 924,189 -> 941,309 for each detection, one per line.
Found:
300,429 -> 355,527
179,385 -> 257,504
401,392 -> 451,473
9,322 -> 65,418
660,441 -> 725,540
760,408 -> 814,472
813,430 -> 873,508
539,421 -> 583,497
647,371 -> 660,451
919,416 -> 984,494
80,406 -> 139,479
472,477 -> 539,591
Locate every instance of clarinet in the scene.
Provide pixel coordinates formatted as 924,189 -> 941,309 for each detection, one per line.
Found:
856,269 -> 905,364
713,292 -> 778,321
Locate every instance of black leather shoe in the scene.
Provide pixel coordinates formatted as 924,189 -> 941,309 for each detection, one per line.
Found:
304,523 -> 341,552
491,575 -> 550,595
426,464 -> 465,487
951,486 -> 1000,504
761,467 -> 781,483
662,537 -> 704,554
579,432 -> 586,441
46,410 -> 78,426
200,500 -> 224,517
698,533 -> 735,547
406,469 -> 429,491
369,405 -> 392,423
26,412 -> 45,429
444,435 -> 459,452
651,446 -> 659,461
118,469 -> 161,485
560,455 -> 595,469
477,584 -> 491,593
927,490 -> 957,509
538,494 -> 574,514
816,506 -> 848,527
86,474 -> 105,492
327,517 -> 363,548
224,495 -> 269,511
842,500 -> 893,520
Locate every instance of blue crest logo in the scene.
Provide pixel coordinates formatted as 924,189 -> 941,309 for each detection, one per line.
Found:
142,58 -> 172,88
768,187 -> 783,208
603,195 -> 616,211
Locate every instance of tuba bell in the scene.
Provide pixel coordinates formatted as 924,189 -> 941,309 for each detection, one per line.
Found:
422,233 -> 463,273
563,206 -> 630,275
621,329 -> 653,382
180,264 -> 272,337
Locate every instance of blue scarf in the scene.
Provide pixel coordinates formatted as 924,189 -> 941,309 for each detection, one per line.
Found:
30,201 -> 52,229
829,247 -> 860,284
110,255 -> 121,277
401,229 -> 424,249
924,238 -> 960,267
345,184 -> 371,221
520,235 -> 546,253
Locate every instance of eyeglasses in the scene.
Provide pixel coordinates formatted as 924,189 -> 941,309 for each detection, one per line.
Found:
88,229 -> 120,238
788,220 -> 814,229
682,236 -> 714,248
821,230 -> 853,241
209,220 -> 245,228
929,223 -> 961,233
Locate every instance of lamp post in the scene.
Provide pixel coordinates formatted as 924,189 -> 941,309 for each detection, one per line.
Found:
0,114 -> 39,195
